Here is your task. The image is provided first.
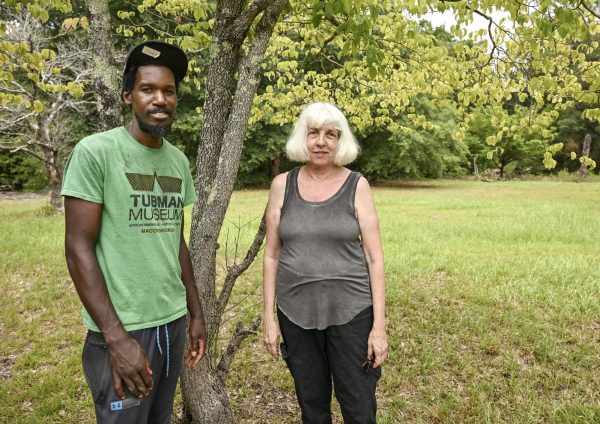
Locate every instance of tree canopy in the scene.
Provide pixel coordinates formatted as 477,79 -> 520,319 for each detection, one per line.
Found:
2,0 -> 599,195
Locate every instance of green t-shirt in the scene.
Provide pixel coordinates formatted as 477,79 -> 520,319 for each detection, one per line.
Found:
62,127 -> 197,331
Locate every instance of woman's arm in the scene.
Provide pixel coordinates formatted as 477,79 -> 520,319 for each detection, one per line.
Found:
262,173 -> 287,359
355,177 -> 388,368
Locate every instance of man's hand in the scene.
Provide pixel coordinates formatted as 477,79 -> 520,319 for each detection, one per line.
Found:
184,316 -> 207,368
107,334 -> 153,399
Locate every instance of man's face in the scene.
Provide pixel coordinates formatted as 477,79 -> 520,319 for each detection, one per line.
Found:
123,65 -> 178,138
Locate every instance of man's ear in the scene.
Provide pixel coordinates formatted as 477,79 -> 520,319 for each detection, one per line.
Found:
123,90 -> 132,105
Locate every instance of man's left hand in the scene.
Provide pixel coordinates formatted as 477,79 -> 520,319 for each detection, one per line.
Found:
184,316 -> 207,368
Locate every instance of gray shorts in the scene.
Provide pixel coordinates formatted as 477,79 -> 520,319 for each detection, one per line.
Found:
81,315 -> 186,424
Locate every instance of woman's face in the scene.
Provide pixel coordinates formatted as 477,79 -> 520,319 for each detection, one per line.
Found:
306,123 -> 340,166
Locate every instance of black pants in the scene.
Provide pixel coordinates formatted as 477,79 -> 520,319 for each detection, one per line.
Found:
81,316 -> 186,424
278,307 -> 381,424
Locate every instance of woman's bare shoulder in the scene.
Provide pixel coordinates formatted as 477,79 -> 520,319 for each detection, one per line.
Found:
356,174 -> 372,192
270,172 -> 289,192
268,172 -> 290,208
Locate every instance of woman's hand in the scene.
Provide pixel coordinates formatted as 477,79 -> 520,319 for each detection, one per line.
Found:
367,326 -> 388,368
263,315 -> 281,359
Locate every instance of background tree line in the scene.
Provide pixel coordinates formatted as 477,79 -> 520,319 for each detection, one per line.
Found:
1,0 -> 599,200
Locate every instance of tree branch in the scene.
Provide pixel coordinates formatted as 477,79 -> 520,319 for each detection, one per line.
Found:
217,212 -> 266,318
216,314 -> 261,375
480,12 -> 498,68
231,0 -> 272,37
320,14 -> 344,47
0,144 -> 46,162
581,0 -> 600,19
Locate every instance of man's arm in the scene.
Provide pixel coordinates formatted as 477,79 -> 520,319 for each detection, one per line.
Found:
64,196 -> 153,399
178,216 -> 207,368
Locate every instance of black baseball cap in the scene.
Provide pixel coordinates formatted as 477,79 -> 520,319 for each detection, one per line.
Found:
123,41 -> 188,89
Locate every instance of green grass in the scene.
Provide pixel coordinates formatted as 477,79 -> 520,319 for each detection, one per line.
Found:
1,180 -> 599,423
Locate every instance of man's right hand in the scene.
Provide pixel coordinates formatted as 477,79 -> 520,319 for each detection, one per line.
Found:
107,334 -> 153,399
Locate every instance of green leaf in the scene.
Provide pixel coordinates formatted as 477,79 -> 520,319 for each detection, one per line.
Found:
33,100 -> 44,113
557,25 -> 569,39
366,47 -> 376,65
193,6 -> 206,21
312,13 -> 322,28
62,18 -> 73,30
341,0 -> 351,13
80,16 -> 89,31
543,152 -> 557,169
368,66 -> 377,79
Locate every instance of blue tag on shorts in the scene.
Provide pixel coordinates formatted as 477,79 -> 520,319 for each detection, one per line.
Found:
110,397 -> 141,412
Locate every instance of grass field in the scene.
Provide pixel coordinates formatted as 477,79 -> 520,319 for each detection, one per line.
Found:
1,179 -> 599,423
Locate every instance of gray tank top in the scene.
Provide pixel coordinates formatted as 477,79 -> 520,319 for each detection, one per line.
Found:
276,167 -> 372,330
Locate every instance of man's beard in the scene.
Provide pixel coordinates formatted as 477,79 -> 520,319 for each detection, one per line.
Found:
135,109 -> 173,138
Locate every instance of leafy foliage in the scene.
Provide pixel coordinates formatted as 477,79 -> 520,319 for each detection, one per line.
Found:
3,0 -> 600,190
0,151 -> 47,190
464,106 -> 557,176
0,1 -> 94,207
358,97 -> 470,179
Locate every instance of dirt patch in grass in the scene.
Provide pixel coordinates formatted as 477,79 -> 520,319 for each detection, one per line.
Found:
0,354 -> 16,380
0,191 -> 46,201
229,383 -> 300,423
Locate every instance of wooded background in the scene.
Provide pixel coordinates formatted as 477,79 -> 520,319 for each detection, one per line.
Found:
1,0 -> 598,199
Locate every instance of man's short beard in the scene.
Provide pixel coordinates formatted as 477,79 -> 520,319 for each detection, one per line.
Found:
135,112 -> 172,138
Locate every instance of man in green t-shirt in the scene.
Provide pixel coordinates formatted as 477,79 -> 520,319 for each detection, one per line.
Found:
62,41 -> 207,423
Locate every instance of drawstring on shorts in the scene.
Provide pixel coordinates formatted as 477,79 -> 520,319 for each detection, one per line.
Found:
156,324 -> 170,377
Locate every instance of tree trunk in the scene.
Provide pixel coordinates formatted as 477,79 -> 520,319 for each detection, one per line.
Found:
41,145 -> 62,211
85,0 -> 122,131
270,151 -> 281,179
579,133 -> 592,177
184,1 -> 287,422
180,361 -> 233,424
47,165 -> 63,211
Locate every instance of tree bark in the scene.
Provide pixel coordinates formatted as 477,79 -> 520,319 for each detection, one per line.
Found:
180,360 -> 233,424
39,101 -> 63,211
85,0 -> 122,131
270,151 -> 281,179
579,134 -> 592,177
41,145 -> 62,211
184,1 -> 287,422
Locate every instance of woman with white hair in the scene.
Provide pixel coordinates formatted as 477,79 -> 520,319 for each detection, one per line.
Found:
263,102 -> 388,423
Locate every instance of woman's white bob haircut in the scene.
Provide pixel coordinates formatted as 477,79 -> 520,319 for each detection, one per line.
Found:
286,102 -> 359,166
